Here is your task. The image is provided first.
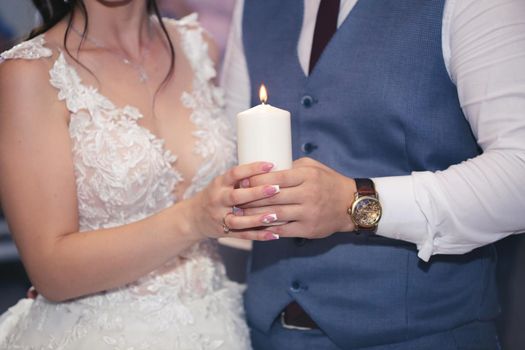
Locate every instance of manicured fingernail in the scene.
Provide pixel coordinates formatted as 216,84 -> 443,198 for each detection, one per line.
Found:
261,213 -> 278,224
240,179 -> 250,188
262,162 -> 274,172
232,206 -> 244,216
263,232 -> 280,240
263,185 -> 280,196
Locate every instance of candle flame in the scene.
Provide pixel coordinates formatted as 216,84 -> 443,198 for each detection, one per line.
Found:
259,84 -> 268,104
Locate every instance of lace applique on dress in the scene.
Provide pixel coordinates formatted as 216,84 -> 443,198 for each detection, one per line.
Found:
0,14 -> 250,350
48,51 -> 183,230
0,35 -> 52,61
165,14 -> 237,198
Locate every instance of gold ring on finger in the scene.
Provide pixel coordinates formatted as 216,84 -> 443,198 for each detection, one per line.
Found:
222,212 -> 232,234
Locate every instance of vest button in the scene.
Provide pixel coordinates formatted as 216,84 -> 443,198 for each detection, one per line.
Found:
301,95 -> 315,108
295,238 -> 307,246
290,281 -> 302,292
301,142 -> 318,154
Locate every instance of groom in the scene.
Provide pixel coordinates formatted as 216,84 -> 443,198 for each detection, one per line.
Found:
222,0 -> 525,349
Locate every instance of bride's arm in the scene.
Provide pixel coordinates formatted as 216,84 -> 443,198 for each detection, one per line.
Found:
0,59 -> 276,303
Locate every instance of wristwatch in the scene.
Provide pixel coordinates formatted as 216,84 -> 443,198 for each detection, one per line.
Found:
348,178 -> 382,233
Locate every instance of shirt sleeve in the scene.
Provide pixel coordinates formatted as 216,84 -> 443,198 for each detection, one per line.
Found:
220,0 -> 251,121
375,0 -> 525,261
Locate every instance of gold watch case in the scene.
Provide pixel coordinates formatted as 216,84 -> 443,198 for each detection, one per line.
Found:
349,194 -> 382,229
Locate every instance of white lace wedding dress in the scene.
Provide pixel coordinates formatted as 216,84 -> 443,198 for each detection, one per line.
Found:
0,14 -> 251,350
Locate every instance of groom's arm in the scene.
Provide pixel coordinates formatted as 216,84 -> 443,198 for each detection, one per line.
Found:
371,0 -> 525,259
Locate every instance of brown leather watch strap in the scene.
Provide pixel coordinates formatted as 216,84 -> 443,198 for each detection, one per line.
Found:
355,178 -> 376,196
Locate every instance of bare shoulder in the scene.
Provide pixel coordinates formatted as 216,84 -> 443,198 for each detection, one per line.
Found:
0,32 -> 60,101
0,49 -> 66,129
0,52 -> 51,87
0,54 -> 56,107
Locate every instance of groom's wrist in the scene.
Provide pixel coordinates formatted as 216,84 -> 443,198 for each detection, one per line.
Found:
346,178 -> 382,233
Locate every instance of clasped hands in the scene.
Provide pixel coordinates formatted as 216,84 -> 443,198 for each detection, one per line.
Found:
190,157 -> 357,242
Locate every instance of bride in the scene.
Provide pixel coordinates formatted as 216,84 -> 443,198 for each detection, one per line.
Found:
0,0 -> 280,349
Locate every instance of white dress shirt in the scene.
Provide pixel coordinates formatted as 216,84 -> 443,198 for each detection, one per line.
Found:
221,0 -> 525,261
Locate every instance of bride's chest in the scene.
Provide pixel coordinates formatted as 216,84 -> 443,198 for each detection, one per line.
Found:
141,108 -> 204,199
47,30 -> 237,208
68,95 -> 235,206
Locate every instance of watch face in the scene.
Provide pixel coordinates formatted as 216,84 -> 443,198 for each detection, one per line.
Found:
352,196 -> 382,228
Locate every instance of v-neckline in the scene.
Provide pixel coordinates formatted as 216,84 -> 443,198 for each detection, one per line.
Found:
53,45 -> 200,200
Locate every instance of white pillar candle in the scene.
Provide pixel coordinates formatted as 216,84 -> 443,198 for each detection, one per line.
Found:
237,85 -> 293,171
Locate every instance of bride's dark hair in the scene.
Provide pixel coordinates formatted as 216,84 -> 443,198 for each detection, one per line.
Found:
29,0 -> 175,90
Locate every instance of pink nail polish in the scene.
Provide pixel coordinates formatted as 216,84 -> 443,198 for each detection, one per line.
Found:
263,185 -> 280,196
261,213 -> 278,224
263,232 -> 280,241
240,179 -> 250,188
262,163 -> 274,172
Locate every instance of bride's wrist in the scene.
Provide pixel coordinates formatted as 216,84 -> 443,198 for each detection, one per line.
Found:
174,197 -> 208,243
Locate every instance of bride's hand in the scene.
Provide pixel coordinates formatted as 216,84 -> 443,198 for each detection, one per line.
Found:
186,162 -> 281,241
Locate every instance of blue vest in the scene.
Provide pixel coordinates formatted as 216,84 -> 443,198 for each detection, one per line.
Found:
242,0 -> 499,348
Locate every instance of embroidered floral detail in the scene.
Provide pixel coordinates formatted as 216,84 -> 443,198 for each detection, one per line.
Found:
45,51 -> 184,230
0,35 -> 52,61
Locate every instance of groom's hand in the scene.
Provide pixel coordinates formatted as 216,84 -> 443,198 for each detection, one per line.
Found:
239,157 -> 357,239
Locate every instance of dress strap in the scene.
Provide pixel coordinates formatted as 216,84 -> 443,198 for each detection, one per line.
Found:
161,14 -> 236,198
163,13 -> 218,86
0,35 -> 52,61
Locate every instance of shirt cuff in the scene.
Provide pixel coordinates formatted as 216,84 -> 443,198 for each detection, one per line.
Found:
372,175 -> 431,260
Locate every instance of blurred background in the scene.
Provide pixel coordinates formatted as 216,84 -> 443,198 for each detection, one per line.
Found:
0,1 -> 523,349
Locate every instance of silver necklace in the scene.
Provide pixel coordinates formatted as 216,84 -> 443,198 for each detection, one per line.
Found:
71,26 -> 151,83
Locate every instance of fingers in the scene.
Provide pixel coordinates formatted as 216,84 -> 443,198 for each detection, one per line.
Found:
223,210 -> 279,230
217,159 -> 343,241
221,222 -> 299,240
239,185 -> 304,208
237,205 -> 303,224
221,214 -> 280,241
264,221 -> 305,238
227,229 -> 281,242
245,169 -> 304,189
227,184 -> 281,206
218,206 -> 304,241
222,162 -> 274,186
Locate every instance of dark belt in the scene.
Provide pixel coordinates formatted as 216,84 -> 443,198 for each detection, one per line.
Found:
280,301 -> 319,330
